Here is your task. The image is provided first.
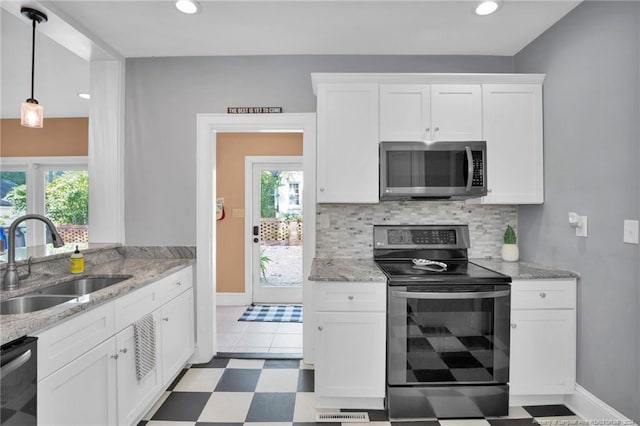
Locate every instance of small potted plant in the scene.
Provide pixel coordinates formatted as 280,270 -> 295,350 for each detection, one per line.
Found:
501,225 -> 519,262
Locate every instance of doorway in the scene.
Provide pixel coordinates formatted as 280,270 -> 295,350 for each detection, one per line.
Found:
196,113 -> 316,363
246,157 -> 303,304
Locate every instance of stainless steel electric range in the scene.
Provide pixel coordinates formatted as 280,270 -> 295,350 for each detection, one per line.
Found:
374,225 -> 511,419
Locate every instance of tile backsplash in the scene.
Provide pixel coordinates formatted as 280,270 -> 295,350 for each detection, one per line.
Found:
316,201 -> 517,259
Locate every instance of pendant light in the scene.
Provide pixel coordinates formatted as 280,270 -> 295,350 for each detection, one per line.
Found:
20,7 -> 48,129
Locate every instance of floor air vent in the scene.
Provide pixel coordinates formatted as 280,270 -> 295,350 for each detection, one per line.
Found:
316,412 -> 370,422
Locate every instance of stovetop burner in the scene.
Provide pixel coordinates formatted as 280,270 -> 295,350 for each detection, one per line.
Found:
373,225 -> 511,285
376,259 -> 509,284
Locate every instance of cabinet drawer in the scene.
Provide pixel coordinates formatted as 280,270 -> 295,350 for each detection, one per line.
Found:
114,281 -> 162,331
37,302 -> 115,380
314,282 -> 386,312
511,279 -> 576,310
160,266 -> 193,304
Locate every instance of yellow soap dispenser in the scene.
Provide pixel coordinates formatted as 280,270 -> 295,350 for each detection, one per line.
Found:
70,245 -> 84,274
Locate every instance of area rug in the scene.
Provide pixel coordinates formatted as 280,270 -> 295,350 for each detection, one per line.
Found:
238,304 -> 303,323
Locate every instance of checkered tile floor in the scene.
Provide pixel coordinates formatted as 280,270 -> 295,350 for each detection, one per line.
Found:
138,357 -> 581,426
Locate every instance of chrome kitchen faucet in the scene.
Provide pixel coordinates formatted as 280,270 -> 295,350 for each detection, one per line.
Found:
2,214 -> 65,290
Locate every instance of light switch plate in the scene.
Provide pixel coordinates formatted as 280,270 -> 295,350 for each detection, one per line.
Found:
576,216 -> 588,237
623,220 -> 639,244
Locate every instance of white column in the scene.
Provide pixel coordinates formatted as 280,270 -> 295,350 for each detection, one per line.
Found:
88,60 -> 125,243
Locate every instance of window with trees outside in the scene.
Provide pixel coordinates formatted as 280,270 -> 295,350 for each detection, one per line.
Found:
0,157 -> 89,249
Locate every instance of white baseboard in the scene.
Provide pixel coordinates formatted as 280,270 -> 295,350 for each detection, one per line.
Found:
564,385 -> 638,425
216,292 -> 250,306
510,394 -> 565,407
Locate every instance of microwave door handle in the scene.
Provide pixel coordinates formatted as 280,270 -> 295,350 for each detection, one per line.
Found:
391,290 -> 510,300
465,146 -> 474,192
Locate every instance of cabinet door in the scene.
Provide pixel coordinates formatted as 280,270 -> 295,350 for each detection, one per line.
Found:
510,309 -> 576,395
115,312 -> 163,426
315,312 -> 385,399
379,84 -> 431,141
431,84 -> 482,141
481,84 -> 543,204
316,83 -> 379,203
39,338 -> 117,426
160,288 -> 195,384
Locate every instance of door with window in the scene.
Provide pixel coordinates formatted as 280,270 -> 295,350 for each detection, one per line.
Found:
246,157 -> 303,304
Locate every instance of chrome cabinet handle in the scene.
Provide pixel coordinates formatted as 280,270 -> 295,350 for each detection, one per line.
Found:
111,354 -> 119,360
175,281 -> 182,286
348,295 -> 354,301
434,126 -> 440,131
319,187 -> 325,192
539,292 -> 547,298
511,323 -> 517,329
162,317 -> 169,322
119,348 -> 127,354
318,326 -> 323,331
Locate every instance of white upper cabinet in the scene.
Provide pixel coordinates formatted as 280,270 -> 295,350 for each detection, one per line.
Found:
431,84 -> 482,141
480,84 -> 544,204
379,84 -> 431,141
313,74 -> 544,205
316,83 -> 379,203
379,84 -> 482,141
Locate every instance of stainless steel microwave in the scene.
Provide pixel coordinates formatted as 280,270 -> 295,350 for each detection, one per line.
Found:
379,140 -> 487,200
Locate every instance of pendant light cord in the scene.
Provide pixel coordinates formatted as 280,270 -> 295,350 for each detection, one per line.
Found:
30,18 -> 36,101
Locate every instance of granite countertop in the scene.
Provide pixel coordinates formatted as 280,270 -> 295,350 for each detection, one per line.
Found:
1,256 -> 194,346
310,257 -> 579,282
471,258 -> 580,280
310,258 -> 386,282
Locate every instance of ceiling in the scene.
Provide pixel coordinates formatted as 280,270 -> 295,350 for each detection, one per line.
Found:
1,0 -> 581,119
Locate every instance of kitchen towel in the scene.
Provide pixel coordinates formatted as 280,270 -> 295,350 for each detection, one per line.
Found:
239,304 -> 303,323
133,313 -> 157,381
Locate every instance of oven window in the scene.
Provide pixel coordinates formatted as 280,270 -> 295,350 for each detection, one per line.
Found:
404,291 -> 508,384
386,150 -> 468,188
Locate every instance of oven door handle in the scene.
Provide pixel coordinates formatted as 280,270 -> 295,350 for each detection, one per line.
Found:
465,145 -> 474,192
391,289 -> 510,300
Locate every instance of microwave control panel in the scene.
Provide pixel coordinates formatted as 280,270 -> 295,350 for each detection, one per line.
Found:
472,151 -> 484,187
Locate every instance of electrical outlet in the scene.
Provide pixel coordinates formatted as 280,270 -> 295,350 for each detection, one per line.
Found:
623,220 -> 639,244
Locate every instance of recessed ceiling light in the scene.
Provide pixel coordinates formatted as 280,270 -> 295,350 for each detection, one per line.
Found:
475,1 -> 500,16
78,93 -> 90,100
176,0 -> 200,14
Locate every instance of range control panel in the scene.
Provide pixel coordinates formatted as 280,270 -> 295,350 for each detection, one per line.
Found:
374,225 -> 470,250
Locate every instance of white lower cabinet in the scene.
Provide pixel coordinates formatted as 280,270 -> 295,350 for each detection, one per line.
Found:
313,281 -> 386,409
116,311 -> 163,426
37,266 -> 194,426
160,288 -> 194,384
39,337 -> 117,426
509,279 -> 577,396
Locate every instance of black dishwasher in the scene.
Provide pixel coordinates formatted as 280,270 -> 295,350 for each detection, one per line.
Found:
1,336 -> 37,426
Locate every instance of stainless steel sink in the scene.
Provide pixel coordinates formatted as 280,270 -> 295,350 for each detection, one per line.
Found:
0,295 -> 80,315
0,275 -> 133,315
37,276 -> 133,296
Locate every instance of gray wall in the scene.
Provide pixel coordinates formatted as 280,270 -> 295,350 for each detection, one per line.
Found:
124,55 -> 513,244
514,2 -> 640,421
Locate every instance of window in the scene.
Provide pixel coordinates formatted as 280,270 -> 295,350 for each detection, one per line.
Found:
288,182 -> 300,206
0,157 -> 88,248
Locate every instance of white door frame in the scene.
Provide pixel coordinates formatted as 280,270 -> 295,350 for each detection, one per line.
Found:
195,113 -> 316,364
245,156 -> 304,304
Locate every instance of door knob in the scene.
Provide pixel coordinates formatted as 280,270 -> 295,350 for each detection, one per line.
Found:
253,238 -> 259,243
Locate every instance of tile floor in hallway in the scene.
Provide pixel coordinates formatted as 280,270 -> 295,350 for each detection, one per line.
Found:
138,357 -> 583,426
217,305 -> 303,354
